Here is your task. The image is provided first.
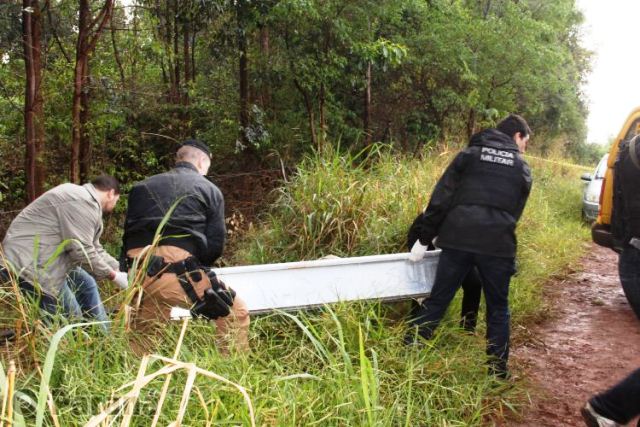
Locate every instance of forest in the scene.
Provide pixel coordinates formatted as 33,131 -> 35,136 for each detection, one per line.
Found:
0,0 -> 597,214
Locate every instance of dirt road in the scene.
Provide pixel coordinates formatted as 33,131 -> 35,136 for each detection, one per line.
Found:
511,243 -> 640,426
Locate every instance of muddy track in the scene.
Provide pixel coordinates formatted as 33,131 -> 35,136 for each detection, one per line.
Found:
509,243 -> 640,426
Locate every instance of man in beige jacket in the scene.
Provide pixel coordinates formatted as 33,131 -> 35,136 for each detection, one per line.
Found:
1,175 -> 127,325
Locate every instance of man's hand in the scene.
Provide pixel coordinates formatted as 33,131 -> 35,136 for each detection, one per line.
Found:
408,240 -> 428,262
112,271 -> 129,290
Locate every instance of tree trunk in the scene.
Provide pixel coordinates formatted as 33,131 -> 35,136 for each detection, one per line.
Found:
70,55 -> 85,183
363,61 -> 372,145
190,32 -> 196,82
259,24 -> 270,108
23,0 -> 45,202
70,0 -> 113,183
483,0 -> 492,19
318,83 -> 326,150
183,20 -> 190,105
110,21 -> 125,87
238,5 -> 249,145
162,0 -> 176,102
79,60 -> 91,182
466,108 -> 477,140
173,0 -> 180,103
293,79 -> 317,149
70,0 -> 89,183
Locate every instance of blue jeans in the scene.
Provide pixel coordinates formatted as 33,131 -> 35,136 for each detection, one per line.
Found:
59,267 -> 108,325
406,248 -> 515,376
590,368 -> 640,423
11,267 -> 108,330
619,246 -> 640,320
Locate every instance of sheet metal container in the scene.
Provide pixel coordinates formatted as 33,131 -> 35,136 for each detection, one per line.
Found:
213,250 -> 440,314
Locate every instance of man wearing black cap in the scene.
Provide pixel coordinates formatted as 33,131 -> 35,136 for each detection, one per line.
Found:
123,139 -> 250,353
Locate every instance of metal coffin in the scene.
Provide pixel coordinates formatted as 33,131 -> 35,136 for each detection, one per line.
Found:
212,251 -> 440,314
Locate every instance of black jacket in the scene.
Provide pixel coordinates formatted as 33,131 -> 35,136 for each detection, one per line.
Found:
408,129 -> 532,258
123,162 -> 226,265
612,139 -> 640,248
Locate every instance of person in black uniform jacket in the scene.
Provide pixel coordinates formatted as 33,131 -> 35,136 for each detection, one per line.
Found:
405,114 -> 532,378
581,135 -> 640,426
123,139 -> 250,353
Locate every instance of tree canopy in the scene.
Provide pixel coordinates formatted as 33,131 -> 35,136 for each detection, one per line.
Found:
0,0 -> 591,207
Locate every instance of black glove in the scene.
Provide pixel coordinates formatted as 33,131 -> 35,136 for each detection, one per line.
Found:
191,288 -> 231,320
206,270 -> 236,302
189,270 -> 237,320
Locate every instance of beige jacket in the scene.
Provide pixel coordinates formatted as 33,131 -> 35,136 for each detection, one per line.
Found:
1,183 -> 119,297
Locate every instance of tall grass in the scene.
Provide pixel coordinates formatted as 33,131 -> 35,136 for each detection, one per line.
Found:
0,145 -> 590,425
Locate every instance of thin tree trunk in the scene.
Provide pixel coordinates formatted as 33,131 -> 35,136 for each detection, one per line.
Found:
483,0 -> 492,18
238,5 -> 249,145
110,22 -> 125,87
23,0 -> 45,201
70,0 -> 88,183
182,18 -> 191,134
190,32 -> 196,82
79,59 -> 91,181
293,79 -> 317,149
163,0 -> 176,101
363,61 -> 372,145
70,0 -> 113,183
130,4 -> 138,94
173,0 -> 180,103
183,20 -> 190,105
45,1 -> 71,63
466,108 -> 476,140
259,24 -> 270,108
318,83 -> 325,150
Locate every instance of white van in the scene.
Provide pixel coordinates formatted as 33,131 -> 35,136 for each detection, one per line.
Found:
581,153 -> 608,222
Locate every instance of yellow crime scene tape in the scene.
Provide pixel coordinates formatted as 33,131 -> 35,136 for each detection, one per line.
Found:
523,154 -> 593,172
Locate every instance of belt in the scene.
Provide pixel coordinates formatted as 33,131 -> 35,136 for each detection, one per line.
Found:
128,255 -> 204,304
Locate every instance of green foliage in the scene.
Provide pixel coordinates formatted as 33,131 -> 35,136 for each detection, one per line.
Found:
0,0 -> 592,214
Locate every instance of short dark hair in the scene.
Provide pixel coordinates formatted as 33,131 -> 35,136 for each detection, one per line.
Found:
496,114 -> 531,139
91,175 -> 120,194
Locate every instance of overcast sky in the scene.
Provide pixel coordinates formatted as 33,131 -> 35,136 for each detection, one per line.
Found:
577,0 -> 640,145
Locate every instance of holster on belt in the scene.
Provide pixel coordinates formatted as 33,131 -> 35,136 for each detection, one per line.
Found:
130,252 -> 235,320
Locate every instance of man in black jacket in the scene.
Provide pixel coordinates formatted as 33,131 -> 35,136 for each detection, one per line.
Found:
610,135 -> 640,319
405,114 -> 532,378
123,140 -> 249,353
580,135 -> 640,426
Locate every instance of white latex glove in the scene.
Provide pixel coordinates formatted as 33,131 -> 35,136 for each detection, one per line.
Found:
170,307 -> 192,320
112,271 -> 129,290
408,240 -> 428,262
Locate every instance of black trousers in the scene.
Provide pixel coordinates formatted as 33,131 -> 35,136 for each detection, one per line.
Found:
460,267 -> 483,331
590,368 -> 640,424
407,248 -> 515,376
410,267 -> 483,331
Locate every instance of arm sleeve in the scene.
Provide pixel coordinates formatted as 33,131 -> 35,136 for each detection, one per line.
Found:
202,187 -> 226,265
95,237 -> 120,271
411,150 -> 469,245
513,162 -> 533,221
56,202 -> 115,280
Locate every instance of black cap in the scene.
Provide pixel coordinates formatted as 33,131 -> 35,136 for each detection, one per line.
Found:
180,139 -> 211,159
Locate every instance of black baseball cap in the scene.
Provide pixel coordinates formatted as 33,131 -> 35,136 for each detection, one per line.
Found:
180,139 -> 211,159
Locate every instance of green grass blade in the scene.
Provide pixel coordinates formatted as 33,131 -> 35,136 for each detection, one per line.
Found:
35,320 -> 110,427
